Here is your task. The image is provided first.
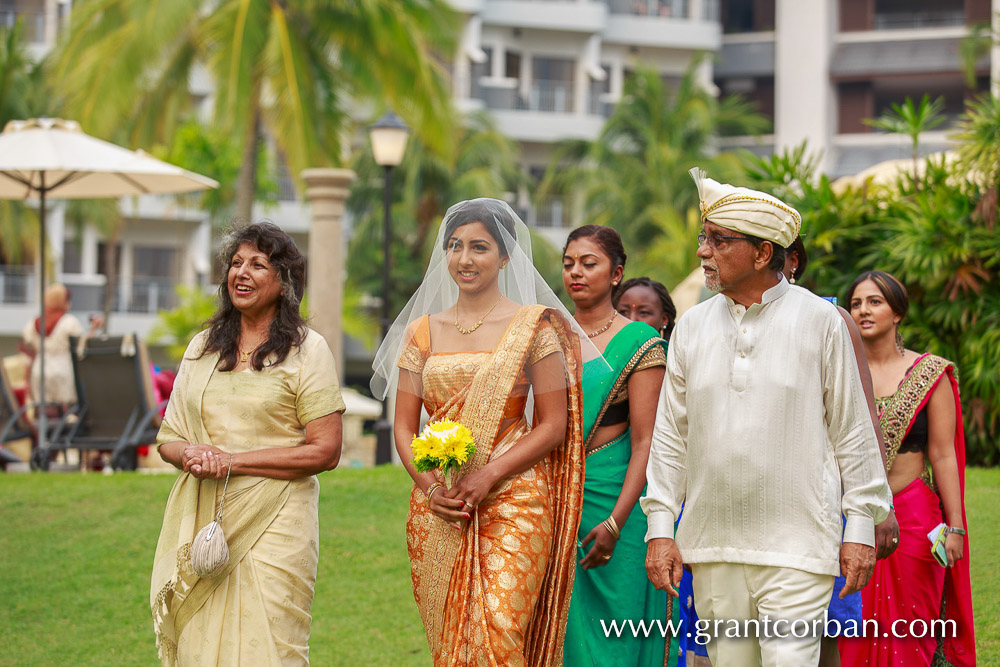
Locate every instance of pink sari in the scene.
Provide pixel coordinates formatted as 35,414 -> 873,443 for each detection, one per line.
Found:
840,354 -> 975,666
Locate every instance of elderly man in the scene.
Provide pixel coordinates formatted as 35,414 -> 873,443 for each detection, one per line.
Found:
642,169 -> 891,666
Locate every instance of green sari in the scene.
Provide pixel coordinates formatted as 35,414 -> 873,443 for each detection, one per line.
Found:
563,321 -> 678,667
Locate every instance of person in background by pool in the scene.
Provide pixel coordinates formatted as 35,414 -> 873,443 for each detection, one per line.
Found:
781,238 -> 900,667
613,277 -> 676,341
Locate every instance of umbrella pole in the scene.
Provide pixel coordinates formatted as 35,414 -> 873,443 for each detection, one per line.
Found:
37,178 -> 47,456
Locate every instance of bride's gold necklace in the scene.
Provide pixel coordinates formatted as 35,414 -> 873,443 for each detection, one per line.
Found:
454,295 -> 504,335
586,310 -> 618,338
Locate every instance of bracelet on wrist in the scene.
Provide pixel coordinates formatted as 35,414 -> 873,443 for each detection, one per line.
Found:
946,526 -> 966,536
425,482 -> 444,503
601,516 -> 621,541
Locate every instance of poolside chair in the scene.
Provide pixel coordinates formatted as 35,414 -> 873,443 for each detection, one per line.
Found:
1,360 -> 34,470
30,334 -> 164,472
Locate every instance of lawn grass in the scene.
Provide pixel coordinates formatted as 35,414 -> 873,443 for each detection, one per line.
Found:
0,466 -> 996,665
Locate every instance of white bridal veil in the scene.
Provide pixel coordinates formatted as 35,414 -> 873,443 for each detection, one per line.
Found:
370,197 -> 608,400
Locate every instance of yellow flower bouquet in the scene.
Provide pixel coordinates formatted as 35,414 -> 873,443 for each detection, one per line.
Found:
411,419 -> 477,486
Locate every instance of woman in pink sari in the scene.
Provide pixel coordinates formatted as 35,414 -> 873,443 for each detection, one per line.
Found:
841,271 -> 975,667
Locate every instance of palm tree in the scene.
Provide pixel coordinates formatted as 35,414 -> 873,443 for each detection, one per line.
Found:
537,62 -> 769,288
0,18 -> 51,263
863,95 -> 946,183
48,0 -> 458,219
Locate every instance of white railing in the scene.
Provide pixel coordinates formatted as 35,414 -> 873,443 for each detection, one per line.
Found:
125,278 -> 179,314
0,9 -> 46,43
873,10 -> 965,30
517,80 -> 574,113
0,266 -> 34,304
531,197 -> 568,228
606,0 -> 690,18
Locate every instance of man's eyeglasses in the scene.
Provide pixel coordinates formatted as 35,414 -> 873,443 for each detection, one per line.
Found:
697,232 -> 754,249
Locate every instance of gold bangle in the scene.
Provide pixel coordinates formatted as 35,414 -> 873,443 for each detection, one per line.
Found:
602,516 -> 621,541
425,482 -> 443,502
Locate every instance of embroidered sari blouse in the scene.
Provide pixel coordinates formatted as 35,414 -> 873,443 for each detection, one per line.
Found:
398,315 -> 563,422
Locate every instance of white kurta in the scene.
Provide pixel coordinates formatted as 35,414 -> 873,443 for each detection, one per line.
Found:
641,278 -> 891,576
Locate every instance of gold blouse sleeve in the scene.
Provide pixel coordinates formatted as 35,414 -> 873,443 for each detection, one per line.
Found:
397,316 -> 431,374
296,333 -> 347,425
527,318 -> 563,366
634,343 -> 667,372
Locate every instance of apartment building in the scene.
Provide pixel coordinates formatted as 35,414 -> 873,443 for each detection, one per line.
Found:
448,0 -> 722,246
715,0 -> 997,176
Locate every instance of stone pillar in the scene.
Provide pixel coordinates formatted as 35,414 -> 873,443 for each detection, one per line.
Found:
775,0 -> 836,174
302,168 -> 356,378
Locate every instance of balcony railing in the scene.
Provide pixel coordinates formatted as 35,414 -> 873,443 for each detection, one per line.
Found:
0,10 -> 46,43
872,10 -> 965,30
0,268 -> 179,314
126,278 -> 178,314
606,0 -> 690,18
532,197 -> 569,228
0,266 -> 33,304
518,80 -> 575,113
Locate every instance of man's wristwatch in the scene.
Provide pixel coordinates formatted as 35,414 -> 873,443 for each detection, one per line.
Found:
946,526 -> 967,536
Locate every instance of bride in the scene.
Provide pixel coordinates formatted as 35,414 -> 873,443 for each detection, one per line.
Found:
372,198 -> 606,665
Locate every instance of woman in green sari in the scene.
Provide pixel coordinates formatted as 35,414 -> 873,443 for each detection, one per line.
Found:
561,226 -> 677,666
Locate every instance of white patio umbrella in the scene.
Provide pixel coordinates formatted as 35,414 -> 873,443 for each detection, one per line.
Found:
0,118 -> 219,454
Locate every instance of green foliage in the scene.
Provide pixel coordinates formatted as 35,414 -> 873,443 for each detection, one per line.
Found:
0,19 -> 50,264
741,136 -> 1000,465
48,0 -> 459,196
152,120 -> 280,225
148,285 -> 218,361
863,95 -> 946,168
538,62 -> 768,289
953,94 -> 1000,192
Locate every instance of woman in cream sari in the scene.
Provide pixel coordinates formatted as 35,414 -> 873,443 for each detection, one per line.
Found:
372,199 -> 605,665
151,223 -> 345,665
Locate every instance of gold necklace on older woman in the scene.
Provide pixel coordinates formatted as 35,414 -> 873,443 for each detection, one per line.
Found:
239,339 -> 266,363
454,295 -> 504,335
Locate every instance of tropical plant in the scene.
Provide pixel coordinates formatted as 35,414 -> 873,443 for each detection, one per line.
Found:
346,112 -> 528,321
537,62 -> 769,289
863,95 -> 946,182
149,285 -> 219,361
0,18 -> 52,263
153,120 -> 280,228
48,0 -> 459,218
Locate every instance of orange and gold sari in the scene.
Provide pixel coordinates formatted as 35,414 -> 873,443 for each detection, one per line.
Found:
398,305 -> 584,666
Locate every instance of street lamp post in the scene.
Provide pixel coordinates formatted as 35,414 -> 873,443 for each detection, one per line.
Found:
368,110 -> 410,465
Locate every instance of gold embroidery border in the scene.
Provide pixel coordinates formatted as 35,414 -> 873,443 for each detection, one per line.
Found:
584,338 -> 663,452
878,354 -> 953,482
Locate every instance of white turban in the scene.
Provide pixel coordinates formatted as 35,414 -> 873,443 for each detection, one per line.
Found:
690,168 -> 801,248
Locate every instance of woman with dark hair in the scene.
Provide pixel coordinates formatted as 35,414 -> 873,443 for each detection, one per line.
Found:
841,271 -> 975,667
150,222 -> 346,665
373,199 -> 601,665
613,277 -> 677,340
780,243 -> 901,667
561,225 -> 676,666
